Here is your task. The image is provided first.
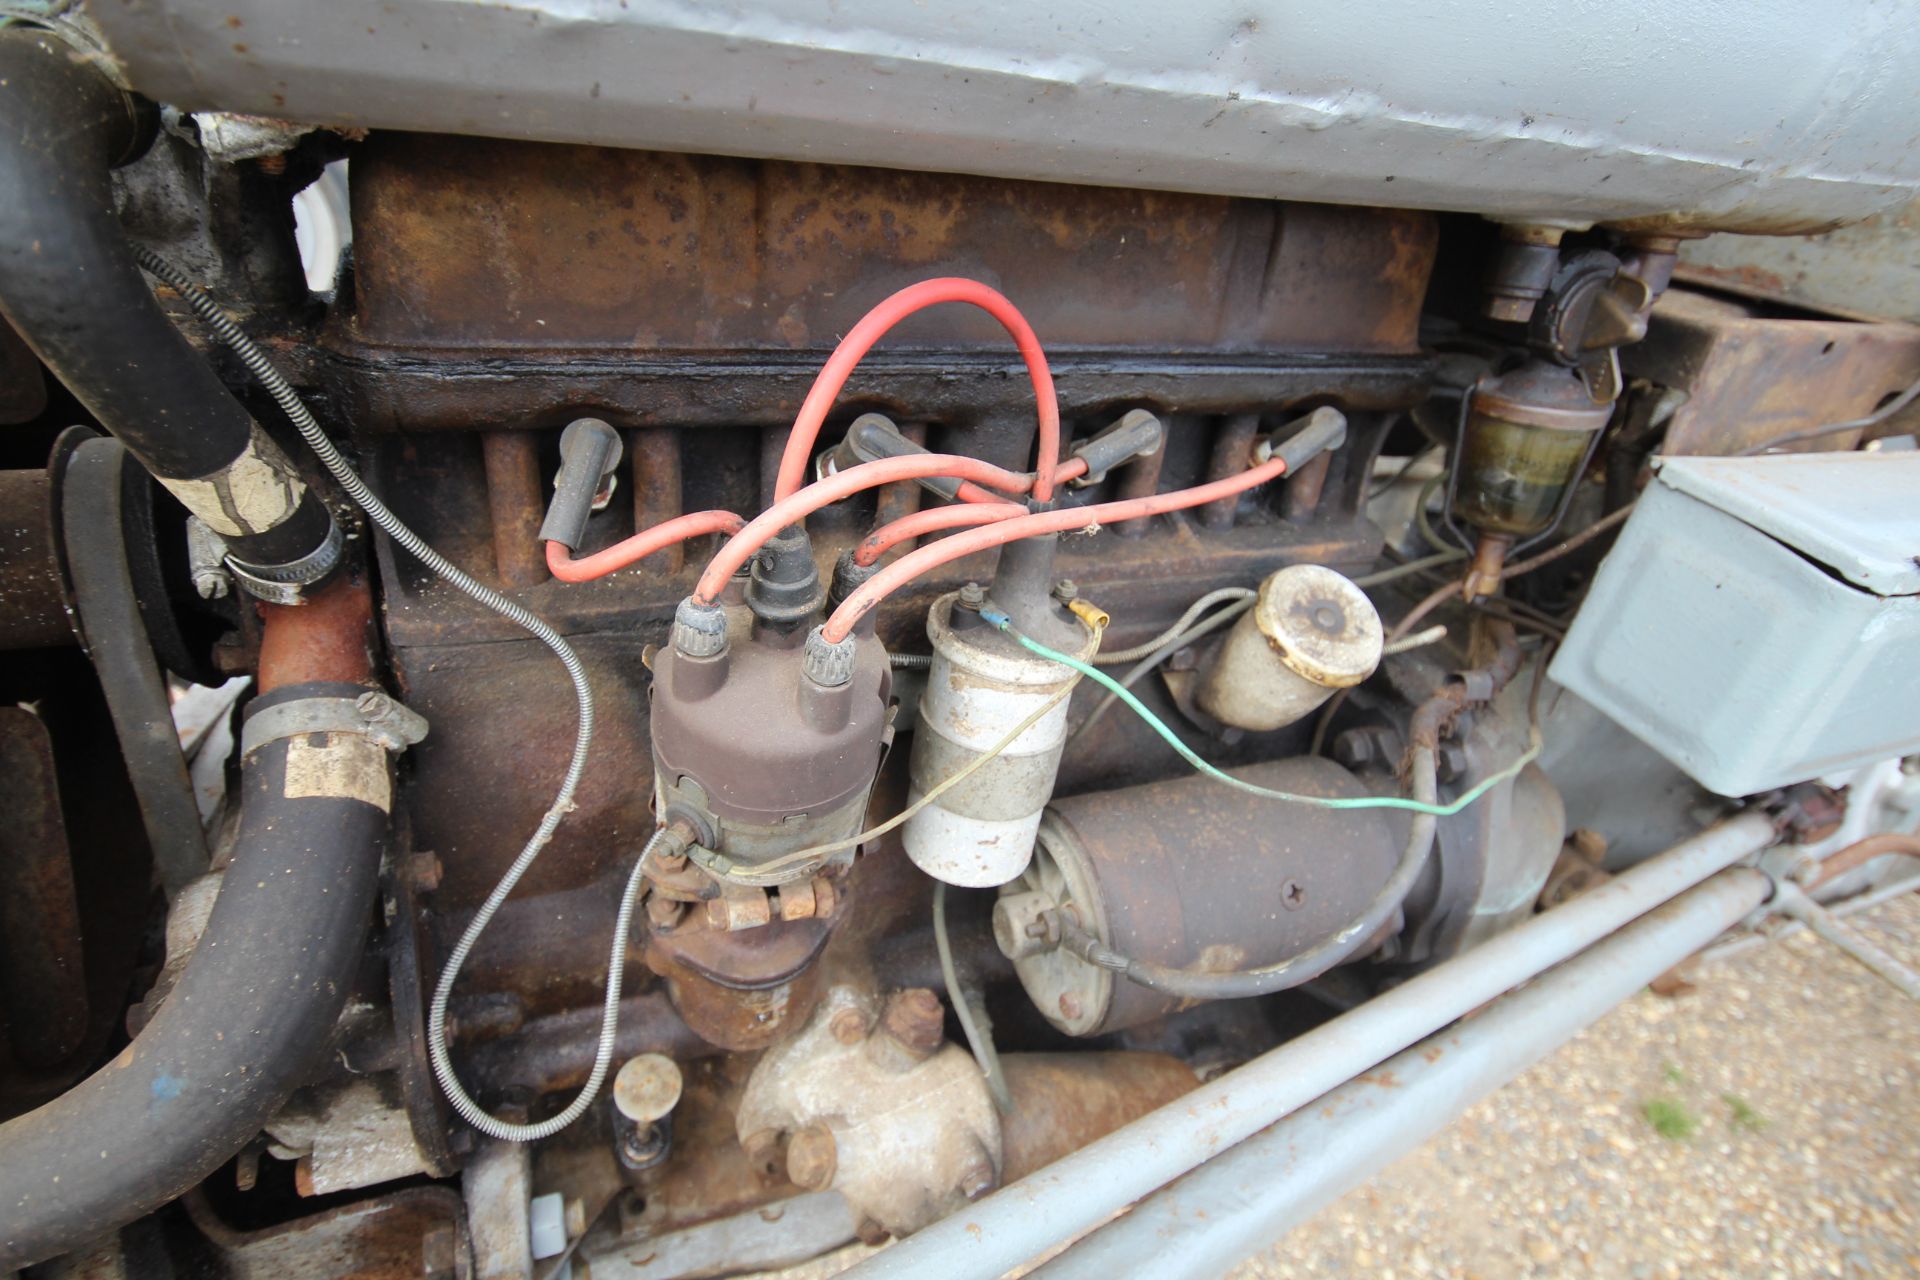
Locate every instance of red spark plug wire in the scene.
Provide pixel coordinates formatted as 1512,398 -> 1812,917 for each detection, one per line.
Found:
693,453 -> 1033,604
771,279 -> 1062,506
821,455 -> 1291,642
545,509 -> 748,583
852,501 -> 1028,567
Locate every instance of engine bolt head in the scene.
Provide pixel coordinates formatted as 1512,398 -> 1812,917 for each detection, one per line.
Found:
957,582 -> 986,610
880,988 -> 945,1060
787,1123 -> 838,1191
829,1007 -> 870,1045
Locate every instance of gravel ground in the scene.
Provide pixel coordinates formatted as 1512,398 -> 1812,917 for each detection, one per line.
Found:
1232,891 -> 1920,1280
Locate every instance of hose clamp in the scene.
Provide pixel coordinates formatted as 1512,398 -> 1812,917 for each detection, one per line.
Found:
242,691 -> 430,757
225,519 -> 346,604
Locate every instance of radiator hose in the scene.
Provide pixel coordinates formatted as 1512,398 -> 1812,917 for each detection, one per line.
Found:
0,24 -> 340,588
0,572 -> 393,1268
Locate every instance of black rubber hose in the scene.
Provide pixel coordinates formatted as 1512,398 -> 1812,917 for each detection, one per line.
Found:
0,27 -> 333,569
0,681 -> 390,1269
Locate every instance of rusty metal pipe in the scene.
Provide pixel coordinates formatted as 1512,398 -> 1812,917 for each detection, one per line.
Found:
1280,450 -> 1333,523
481,431 -> 548,587
871,421 -> 929,548
256,570 -> 378,688
1110,425 -> 1168,538
1807,831 -> 1920,890
1198,413 -> 1262,530
632,426 -> 686,574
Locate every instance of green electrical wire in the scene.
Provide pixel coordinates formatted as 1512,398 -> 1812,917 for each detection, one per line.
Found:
982,611 -> 1540,818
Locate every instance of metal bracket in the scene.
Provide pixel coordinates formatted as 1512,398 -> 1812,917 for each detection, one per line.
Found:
242,691 -> 430,757
225,518 -> 346,605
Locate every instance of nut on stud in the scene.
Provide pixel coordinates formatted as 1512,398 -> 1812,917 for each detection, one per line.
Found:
787,1123 -> 838,1191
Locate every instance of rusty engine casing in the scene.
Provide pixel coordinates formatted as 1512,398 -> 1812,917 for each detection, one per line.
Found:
315,133 -> 1437,1052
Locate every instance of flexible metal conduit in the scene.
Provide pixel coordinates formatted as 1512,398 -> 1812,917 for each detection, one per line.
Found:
843,809 -> 1778,1279
1036,867 -> 1774,1279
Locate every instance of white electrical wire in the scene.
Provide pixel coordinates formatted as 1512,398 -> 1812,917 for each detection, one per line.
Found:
135,248 -> 615,1142
1091,586 -> 1255,665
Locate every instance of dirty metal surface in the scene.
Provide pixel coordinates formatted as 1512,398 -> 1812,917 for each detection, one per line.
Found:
0,316 -> 47,426
322,135 -> 1434,434
1623,287 -> 1920,456
460,992 -> 707,1105
344,135 -> 1433,356
0,467 -> 72,650
646,914 -> 838,1052
998,1053 -> 1198,1184
1033,756 -> 1404,1035
1677,198 -> 1920,327
90,1 -> 1920,232
0,706 -> 87,1069
180,1186 -> 472,1280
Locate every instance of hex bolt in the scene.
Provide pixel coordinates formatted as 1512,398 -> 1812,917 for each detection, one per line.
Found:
1331,729 -> 1376,769
786,1123 -> 838,1191
829,1007 -> 871,1046
880,988 -> 946,1061
1437,741 -> 1471,783
1281,879 -> 1307,911
993,890 -> 1062,960
705,892 -> 772,932
404,851 -> 444,894
957,582 -> 986,610
1051,579 -> 1079,604
645,894 -> 686,929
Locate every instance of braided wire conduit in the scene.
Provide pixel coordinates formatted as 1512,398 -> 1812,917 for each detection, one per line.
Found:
134,248 -> 621,1142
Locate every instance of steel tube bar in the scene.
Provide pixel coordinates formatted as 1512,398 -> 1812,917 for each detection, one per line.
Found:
1036,867 -> 1773,1280
1775,883 -> 1920,1001
844,809 -> 1777,1280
